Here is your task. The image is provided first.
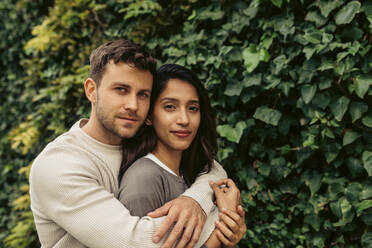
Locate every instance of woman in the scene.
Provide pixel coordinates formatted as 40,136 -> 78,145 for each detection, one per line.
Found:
118,64 -> 245,247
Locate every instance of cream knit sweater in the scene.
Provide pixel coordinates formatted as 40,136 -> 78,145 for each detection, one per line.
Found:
29,120 -> 227,248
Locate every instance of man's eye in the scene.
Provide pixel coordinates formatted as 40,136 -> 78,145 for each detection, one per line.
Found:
115,87 -> 127,93
138,92 -> 149,98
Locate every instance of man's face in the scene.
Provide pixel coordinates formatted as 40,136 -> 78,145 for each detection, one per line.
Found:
93,61 -> 153,145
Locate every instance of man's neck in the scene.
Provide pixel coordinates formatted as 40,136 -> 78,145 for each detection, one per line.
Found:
81,117 -> 121,146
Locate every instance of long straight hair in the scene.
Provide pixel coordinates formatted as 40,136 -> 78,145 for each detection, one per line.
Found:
119,64 -> 217,186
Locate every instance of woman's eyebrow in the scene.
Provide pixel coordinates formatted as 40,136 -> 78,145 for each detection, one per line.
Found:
160,97 -> 178,102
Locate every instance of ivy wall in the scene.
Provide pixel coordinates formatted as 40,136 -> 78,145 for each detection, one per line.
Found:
1,0 -> 372,247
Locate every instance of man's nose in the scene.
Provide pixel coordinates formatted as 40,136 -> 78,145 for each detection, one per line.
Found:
124,94 -> 138,112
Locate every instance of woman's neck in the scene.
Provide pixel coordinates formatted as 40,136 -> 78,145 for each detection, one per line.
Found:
152,144 -> 182,176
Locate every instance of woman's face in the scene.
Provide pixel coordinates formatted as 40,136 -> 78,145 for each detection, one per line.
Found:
150,78 -> 201,153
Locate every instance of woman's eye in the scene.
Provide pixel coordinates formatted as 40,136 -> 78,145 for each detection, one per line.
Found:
189,106 -> 199,112
164,105 -> 176,110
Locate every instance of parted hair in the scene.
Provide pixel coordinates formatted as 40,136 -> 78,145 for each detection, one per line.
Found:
119,64 -> 217,186
89,39 -> 157,86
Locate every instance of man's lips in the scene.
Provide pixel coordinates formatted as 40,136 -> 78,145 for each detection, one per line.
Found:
171,130 -> 192,137
116,116 -> 138,122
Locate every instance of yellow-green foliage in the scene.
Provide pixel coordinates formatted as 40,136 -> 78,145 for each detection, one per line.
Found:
8,118 -> 39,155
4,164 -> 35,248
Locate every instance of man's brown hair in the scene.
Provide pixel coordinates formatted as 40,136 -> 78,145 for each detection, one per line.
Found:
89,39 -> 157,86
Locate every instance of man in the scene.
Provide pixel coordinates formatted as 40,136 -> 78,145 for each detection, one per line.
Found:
29,39 -> 231,248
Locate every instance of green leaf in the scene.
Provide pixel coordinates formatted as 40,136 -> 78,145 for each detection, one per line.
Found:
242,45 -> 260,73
360,184 -> 372,200
362,232 -> 372,248
330,96 -> 350,121
301,84 -> 317,104
271,0 -> 282,8
349,101 -> 368,122
307,171 -> 322,195
343,131 -> 360,146
305,11 -> 327,27
253,106 -> 282,126
243,73 -> 262,87
323,142 -> 341,163
217,121 -> 247,143
362,115 -> 372,128
317,0 -> 343,17
362,151 -> 372,176
356,200 -> 372,216
354,75 -> 372,99
224,81 -> 244,96
334,1 -> 361,25
333,197 -> 355,227
303,30 -> 322,44
346,157 -> 365,179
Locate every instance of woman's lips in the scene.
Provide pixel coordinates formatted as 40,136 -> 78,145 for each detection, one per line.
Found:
171,130 -> 191,137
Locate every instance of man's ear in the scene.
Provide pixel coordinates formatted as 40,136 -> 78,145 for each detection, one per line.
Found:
145,117 -> 153,126
84,78 -> 97,103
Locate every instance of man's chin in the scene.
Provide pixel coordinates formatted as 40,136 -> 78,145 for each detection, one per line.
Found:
117,128 -> 140,139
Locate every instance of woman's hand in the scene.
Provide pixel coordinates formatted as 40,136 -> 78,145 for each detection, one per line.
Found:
215,206 -> 246,248
209,179 -> 241,211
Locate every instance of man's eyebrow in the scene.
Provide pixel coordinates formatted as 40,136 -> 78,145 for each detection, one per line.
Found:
111,82 -> 131,87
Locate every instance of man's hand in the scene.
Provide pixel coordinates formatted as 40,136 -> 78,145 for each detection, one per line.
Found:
147,196 -> 207,248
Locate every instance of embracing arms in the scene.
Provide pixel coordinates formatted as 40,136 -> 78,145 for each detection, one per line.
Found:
30,146 -> 227,248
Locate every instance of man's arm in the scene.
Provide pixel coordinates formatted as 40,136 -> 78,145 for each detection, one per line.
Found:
182,160 -> 227,214
148,160 -> 227,248
30,146 -> 166,248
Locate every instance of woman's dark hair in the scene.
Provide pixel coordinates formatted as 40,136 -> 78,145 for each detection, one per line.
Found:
119,64 -> 217,186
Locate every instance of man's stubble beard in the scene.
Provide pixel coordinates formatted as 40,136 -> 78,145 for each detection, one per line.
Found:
95,95 -> 139,140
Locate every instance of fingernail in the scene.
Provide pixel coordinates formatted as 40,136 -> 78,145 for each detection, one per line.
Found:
222,208 -> 227,212
219,213 -> 223,218
238,205 -> 243,211
153,235 -> 160,243
209,180 -> 214,185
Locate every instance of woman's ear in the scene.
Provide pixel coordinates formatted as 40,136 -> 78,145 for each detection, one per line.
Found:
145,117 -> 152,126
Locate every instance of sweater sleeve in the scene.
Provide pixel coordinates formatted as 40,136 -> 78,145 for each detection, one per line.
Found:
182,160 -> 227,215
30,146 -> 165,248
30,146 -> 223,248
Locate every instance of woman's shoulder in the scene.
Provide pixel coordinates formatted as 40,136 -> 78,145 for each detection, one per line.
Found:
122,157 -> 163,180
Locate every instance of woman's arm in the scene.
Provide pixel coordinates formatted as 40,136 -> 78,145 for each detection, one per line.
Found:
205,179 -> 247,248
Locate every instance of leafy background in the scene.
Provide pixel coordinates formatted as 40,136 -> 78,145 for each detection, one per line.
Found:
1,0 -> 371,247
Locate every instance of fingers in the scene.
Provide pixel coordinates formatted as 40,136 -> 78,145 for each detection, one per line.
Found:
162,214 -> 187,248
152,201 -> 176,244
185,218 -> 203,248
148,201 -> 172,218
221,208 -> 241,224
216,229 -> 235,247
214,178 -> 237,188
209,181 -> 223,198
175,217 -> 195,248
219,212 -> 239,233
237,205 -> 245,219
